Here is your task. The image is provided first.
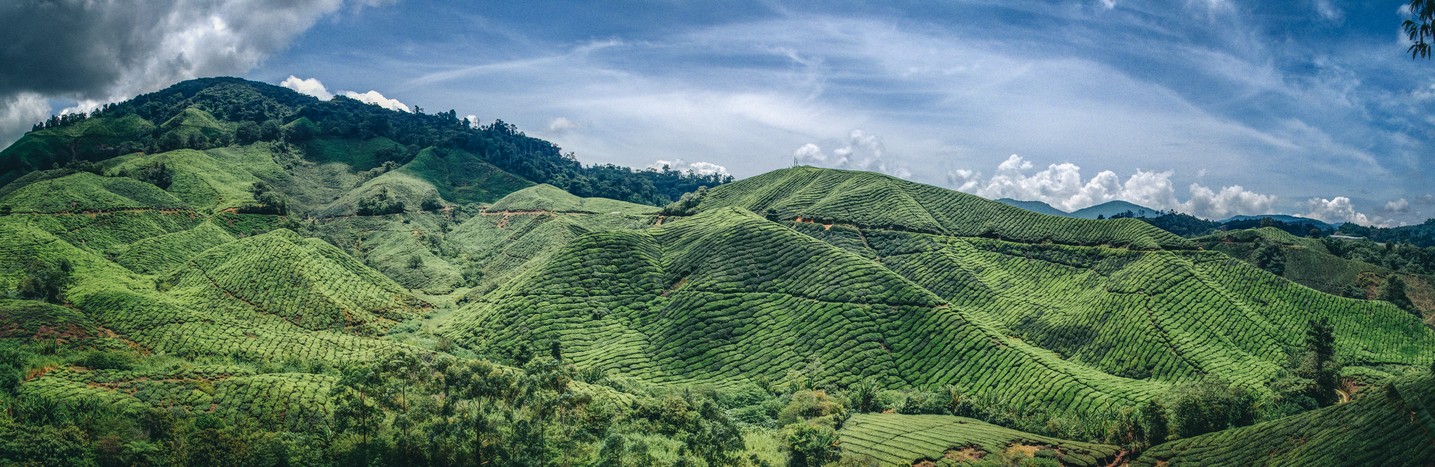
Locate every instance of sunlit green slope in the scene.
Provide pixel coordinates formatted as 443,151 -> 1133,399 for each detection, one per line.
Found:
691,166 -> 1192,249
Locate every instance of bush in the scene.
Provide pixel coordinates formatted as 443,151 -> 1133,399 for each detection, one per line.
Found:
17,259 -> 73,303
356,188 -> 404,216
781,422 -> 839,467
123,161 -> 172,189
1169,377 -> 1257,438
779,390 -> 848,428
76,350 -> 138,371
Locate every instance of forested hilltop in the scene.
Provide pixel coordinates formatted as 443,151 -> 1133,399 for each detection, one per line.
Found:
1,77 -> 729,208
0,78 -> 1432,466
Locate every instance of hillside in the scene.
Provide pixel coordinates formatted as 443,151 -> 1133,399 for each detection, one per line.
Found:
692,167 -> 1192,250
449,167 -> 1434,443
1197,227 -> 1435,323
995,198 -> 1068,217
1135,372 -> 1435,466
1068,200 -> 1160,219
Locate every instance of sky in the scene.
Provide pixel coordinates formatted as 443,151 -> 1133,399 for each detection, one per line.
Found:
1,0 -> 1433,226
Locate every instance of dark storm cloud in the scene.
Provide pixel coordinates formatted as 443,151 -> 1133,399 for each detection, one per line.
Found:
0,0 -> 355,145
0,0 -> 348,100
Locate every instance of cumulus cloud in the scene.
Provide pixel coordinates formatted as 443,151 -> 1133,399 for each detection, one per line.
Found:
1098,0 -> 1117,10
1385,198 -> 1410,213
649,159 -> 730,176
947,154 -> 1277,219
548,117 -> 577,134
1304,196 -> 1373,225
0,0 -> 371,147
793,129 -> 910,178
1184,183 -> 1277,219
280,75 -> 333,100
341,90 -> 410,112
465,114 -> 479,128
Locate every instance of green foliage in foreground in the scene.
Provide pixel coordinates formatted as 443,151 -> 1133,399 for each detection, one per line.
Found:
839,413 -> 1122,466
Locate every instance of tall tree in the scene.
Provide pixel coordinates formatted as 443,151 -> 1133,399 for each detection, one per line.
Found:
1406,0 -> 1435,58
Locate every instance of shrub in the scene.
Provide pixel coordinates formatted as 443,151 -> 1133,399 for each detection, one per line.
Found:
17,259 -> 73,303
1169,377 -> 1257,438
781,422 -> 840,467
123,161 -> 172,189
356,188 -> 404,215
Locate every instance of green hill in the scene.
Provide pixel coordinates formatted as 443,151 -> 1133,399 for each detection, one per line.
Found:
165,229 -> 428,332
0,172 -> 187,213
488,183 -> 658,215
691,166 -> 1192,250
1198,227 -> 1435,323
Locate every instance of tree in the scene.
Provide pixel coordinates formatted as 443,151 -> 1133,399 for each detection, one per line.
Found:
1169,377 -> 1257,438
1298,317 -> 1341,406
17,259 -> 73,303
1379,275 -> 1417,315
1252,241 -> 1285,275
1406,0 -> 1435,58
781,422 -> 840,467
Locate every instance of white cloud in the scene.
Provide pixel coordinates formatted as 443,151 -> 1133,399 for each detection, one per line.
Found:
947,154 -> 1277,219
793,129 -> 910,178
1098,0 -> 1117,9
1304,196 -> 1375,226
0,93 -> 51,147
649,159 -> 730,176
548,116 -> 577,134
465,114 -> 479,128
1312,0 -> 1343,23
1184,183 -> 1277,219
280,75 -> 333,100
341,90 -> 410,112
1386,198 -> 1410,213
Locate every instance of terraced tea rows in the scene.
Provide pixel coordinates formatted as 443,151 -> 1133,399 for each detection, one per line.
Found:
21,366 -> 335,429
1134,373 -> 1435,466
115,221 -> 236,274
841,413 -> 1122,466
0,172 -> 189,213
443,209 -> 1168,438
167,229 -> 427,331
803,225 -> 1434,387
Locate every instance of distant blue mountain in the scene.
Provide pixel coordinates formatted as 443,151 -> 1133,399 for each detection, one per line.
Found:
995,198 -> 1068,217
1068,200 -> 1161,219
1221,215 -> 1334,231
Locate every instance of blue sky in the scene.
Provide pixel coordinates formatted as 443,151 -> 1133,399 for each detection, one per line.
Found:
2,1 -> 1433,225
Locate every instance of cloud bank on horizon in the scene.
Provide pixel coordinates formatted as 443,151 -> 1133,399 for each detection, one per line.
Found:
2,1 -> 1432,226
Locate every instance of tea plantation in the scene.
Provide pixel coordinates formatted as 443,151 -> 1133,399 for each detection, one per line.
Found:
0,77 -> 1431,465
